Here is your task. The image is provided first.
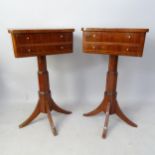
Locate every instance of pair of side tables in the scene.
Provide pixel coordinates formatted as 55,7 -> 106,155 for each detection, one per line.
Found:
8,28 -> 149,139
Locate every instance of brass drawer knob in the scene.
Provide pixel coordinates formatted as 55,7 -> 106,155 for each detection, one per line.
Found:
60,46 -> 64,50
26,36 -> 30,40
27,48 -> 31,52
92,34 -> 96,38
60,35 -> 64,38
126,48 -> 129,51
128,35 -> 131,39
92,45 -> 96,49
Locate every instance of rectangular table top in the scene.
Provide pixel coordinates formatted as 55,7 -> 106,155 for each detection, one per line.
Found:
82,28 -> 149,57
9,28 -> 74,58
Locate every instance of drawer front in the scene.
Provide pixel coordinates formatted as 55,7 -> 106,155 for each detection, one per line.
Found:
83,43 -> 143,57
84,32 -> 144,44
15,32 -> 72,44
15,44 -> 73,57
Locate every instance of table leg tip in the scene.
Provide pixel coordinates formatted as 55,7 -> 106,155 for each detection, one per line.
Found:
134,124 -> 138,128
83,113 -> 90,117
102,127 -> 108,139
19,124 -> 24,128
102,133 -> 107,139
52,128 -> 58,136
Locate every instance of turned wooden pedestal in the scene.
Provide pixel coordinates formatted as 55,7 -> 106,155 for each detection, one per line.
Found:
19,56 -> 71,135
84,55 -> 137,138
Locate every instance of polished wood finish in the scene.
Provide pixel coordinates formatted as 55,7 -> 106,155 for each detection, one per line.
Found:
82,28 -> 148,57
9,29 -> 74,58
82,28 -> 149,138
9,29 -> 74,136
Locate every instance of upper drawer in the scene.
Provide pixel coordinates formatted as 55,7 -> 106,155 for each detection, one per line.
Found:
14,32 -> 72,44
83,32 -> 145,44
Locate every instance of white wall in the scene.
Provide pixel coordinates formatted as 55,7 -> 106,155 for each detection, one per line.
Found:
0,0 -> 154,106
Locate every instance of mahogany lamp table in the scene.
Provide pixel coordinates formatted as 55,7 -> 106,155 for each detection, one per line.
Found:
82,28 -> 149,138
8,29 -> 74,136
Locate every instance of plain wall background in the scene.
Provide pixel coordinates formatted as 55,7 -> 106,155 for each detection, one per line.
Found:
0,0 -> 154,106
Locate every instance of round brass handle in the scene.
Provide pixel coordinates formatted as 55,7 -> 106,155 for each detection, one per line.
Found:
60,35 -> 64,38
26,36 -> 30,40
92,34 -> 96,38
126,48 -> 129,51
60,46 -> 64,50
92,45 -> 96,49
27,48 -> 31,52
128,35 -> 131,39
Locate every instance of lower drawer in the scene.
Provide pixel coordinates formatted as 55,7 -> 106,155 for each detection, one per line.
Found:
15,44 -> 72,57
83,43 -> 143,57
